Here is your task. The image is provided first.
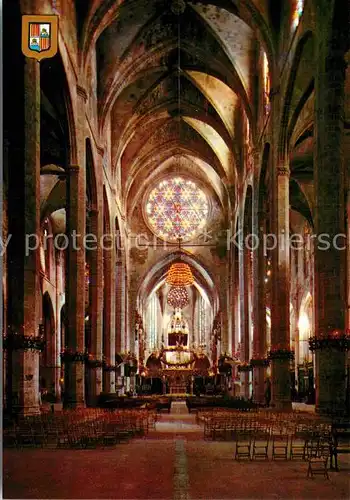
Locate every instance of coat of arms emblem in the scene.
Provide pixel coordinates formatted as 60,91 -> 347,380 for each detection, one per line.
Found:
22,15 -> 58,61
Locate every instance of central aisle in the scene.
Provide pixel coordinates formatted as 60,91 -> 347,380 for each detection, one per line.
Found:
150,401 -> 202,440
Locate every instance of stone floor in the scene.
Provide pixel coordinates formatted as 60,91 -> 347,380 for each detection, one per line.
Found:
3,402 -> 350,499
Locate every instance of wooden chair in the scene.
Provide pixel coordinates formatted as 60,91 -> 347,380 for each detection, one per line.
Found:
100,422 -> 118,447
252,432 -> 270,460
330,422 -> 350,471
3,425 -> 18,448
212,418 -> 228,441
234,433 -> 252,460
290,435 -> 309,460
307,438 -> 330,479
67,426 -> 82,448
272,434 -> 289,460
203,417 -> 214,440
226,419 -> 237,441
16,427 -> 35,448
32,424 -> 48,448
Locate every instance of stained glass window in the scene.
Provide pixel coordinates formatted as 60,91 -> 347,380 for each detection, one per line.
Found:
145,177 -> 209,242
199,296 -> 207,347
292,0 -> 304,30
263,52 -> 270,114
147,294 -> 158,351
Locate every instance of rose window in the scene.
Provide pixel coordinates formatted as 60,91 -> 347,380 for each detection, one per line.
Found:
145,177 -> 209,242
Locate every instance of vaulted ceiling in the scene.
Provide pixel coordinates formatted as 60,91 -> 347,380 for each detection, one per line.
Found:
84,0 -> 272,230
38,0 -> 318,244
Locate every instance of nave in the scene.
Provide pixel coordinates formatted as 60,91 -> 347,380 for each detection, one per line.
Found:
2,0 -> 350,497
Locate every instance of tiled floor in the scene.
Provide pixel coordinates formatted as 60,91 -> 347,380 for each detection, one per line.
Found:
3,402 -> 350,499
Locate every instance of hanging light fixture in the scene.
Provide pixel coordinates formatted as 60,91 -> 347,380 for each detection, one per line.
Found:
166,237 -> 194,286
167,286 -> 189,309
166,262 -> 194,287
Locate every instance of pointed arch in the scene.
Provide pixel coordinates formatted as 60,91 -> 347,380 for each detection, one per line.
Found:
278,31 -> 314,158
137,251 -> 219,313
86,138 -> 98,211
258,143 -> 270,212
40,292 -> 56,392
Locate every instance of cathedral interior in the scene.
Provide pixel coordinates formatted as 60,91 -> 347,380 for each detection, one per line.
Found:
2,0 -> 350,498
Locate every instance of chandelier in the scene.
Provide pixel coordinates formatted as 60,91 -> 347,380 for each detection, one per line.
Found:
166,262 -> 194,287
167,286 -> 189,309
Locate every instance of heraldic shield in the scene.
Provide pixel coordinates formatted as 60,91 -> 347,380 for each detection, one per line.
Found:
22,15 -> 58,61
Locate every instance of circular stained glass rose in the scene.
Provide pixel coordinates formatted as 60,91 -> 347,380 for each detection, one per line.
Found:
167,286 -> 189,309
145,177 -> 209,242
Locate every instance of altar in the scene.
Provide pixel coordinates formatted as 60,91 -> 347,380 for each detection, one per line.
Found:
162,368 -> 192,394
160,346 -> 195,366
143,309 -> 211,395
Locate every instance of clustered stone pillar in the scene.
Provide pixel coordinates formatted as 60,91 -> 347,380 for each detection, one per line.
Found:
122,265 -> 128,352
226,248 -> 233,357
232,242 -> 240,386
128,285 -> 138,356
64,164 -> 86,408
239,217 -> 251,399
55,251 -> 64,401
270,164 -> 292,410
115,259 -> 123,353
229,244 -> 236,358
103,230 -> 116,394
252,197 -> 268,405
10,58 -> 41,415
218,260 -> 230,354
87,207 -> 103,404
313,18 -> 348,414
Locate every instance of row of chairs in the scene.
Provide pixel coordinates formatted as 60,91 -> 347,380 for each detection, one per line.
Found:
203,416 -> 272,440
234,433 -> 320,461
234,434 -> 331,478
198,409 -> 333,478
199,409 -> 331,442
4,408 -> 157,449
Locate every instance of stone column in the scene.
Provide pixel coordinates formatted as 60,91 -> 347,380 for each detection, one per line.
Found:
115,258 -> 126,392
54,252 -> 62,401
227,248 -> 233,357
125,269 -> 131,353
270,164 -> 292,410
110,240 -> 117,391
55,250 -> 66,402
294,326 -> 300,391
313,26 -> 347,414
232,243 -> 240,355
230,241 -> 240,390
239,217 -> 250,398
128,278 -> 138,356
8,58 -> 41,415
115,259 -> 123,353
86,207 -> 103,403
252,202 -> 268,404
103,227 -> 116,393
121,263 -> 128,352
347,187 -> 350,331
64,163 -> 86,408
218,261 -> 230,354
192,293 -> 198,348
228,244 -> 234,356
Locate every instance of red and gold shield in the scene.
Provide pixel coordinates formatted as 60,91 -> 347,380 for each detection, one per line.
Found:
22,15 -> 58,61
